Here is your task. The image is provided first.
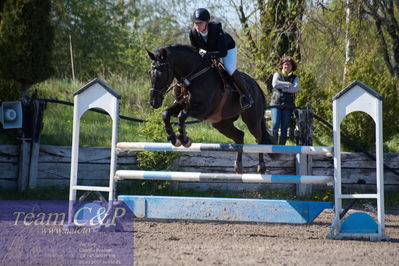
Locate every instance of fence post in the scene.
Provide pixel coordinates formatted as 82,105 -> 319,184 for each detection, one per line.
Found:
295,103 -> 314,196
28,99 -> 46,188
17,99 -> 33,191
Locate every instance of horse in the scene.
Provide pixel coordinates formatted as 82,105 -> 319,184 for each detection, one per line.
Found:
146,44 -> 275,173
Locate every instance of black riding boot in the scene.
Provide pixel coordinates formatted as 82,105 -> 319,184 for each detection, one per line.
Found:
231,70 -> 254,110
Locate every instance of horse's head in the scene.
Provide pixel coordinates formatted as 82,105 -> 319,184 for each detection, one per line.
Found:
146,47 -> 174,109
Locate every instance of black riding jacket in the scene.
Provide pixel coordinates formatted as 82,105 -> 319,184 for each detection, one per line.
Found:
189,22 -> 235,59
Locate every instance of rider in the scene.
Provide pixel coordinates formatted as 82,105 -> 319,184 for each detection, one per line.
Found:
189,8 -> 254,110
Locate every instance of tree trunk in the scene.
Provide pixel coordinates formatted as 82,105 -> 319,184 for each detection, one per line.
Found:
343,0 -> 354,83
366,0 -> 399,81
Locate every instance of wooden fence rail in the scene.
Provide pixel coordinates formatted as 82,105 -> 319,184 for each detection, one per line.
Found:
0,145 -> 398,192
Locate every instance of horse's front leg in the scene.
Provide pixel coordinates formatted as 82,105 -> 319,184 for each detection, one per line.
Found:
162,103 -> 182,147
177,109 -> 192,148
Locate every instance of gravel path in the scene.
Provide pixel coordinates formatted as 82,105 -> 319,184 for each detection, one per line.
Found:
133,209 -> 399,266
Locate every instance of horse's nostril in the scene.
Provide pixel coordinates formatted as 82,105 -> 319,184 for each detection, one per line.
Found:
150,99 -> 160,109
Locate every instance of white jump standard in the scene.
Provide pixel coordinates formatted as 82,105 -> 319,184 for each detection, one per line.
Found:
328,80 -> 386,240
68,78 -> 387,240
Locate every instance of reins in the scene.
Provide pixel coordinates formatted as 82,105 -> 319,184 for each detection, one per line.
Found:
185,65 -> 212,83
175,63 -> 212,105
151,60 -> 212,101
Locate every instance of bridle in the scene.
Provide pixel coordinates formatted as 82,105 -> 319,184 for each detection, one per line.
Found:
149,60 -> 174,101
150,56 -> 213,101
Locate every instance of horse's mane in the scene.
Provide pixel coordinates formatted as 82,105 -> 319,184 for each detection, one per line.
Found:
158,43 -> 198,55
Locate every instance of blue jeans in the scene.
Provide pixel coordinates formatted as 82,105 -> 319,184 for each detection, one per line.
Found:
271,107 -> 293,143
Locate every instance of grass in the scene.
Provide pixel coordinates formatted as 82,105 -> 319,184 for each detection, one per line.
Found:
39,103 -> 144,146
0,183 -> 330,202
2,184 -> 399,212
0,186 -> 70,200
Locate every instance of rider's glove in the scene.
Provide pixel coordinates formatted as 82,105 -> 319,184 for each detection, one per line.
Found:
199,49 -> 207,58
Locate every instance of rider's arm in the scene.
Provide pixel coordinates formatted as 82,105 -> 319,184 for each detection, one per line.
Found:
282,76 -> 299,93
272,73 -> 291,90
206,23 -> 228,59
189,28 -> 200,49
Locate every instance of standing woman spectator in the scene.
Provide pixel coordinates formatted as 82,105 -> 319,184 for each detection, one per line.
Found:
189,8 -> 253,110
270,56 -> 300,145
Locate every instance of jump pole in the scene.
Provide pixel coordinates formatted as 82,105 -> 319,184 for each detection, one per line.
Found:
115,170 -> 333,184
117,142 -> 332,155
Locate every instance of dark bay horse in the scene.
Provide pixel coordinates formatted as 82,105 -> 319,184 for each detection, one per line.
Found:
146,44 -> 275,173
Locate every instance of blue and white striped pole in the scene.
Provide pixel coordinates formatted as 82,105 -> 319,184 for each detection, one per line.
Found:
115,170 -> 333,185
117,142 -> 333,155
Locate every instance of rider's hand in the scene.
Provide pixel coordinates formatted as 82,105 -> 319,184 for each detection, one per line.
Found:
199,49 -> 207,57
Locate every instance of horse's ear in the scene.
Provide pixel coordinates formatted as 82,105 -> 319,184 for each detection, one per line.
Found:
146,48 -> 155,60
159,48 -> 169,60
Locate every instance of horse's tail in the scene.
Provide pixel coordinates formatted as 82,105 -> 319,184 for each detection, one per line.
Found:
249,77 -> 274,144
242,74 -> 274,144
248,74 -> 267,106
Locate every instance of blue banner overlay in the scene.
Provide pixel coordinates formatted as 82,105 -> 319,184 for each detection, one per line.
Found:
0,200 -> 134,266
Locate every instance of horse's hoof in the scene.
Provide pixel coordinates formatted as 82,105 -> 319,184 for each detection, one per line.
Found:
182,137 -> 192,148
234,161 -> 243,174
172,139 -> 181,147
177,134 -> 192,148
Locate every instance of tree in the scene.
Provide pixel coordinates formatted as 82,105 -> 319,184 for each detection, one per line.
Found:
343,0 -> 354,83
364,0 -> 399,81
51,0 -> 186,80
227,0 -> 305,87
51,0 -> 135,79
0,0 -> 54,98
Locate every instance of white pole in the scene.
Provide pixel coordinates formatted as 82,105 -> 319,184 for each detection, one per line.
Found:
68,95 -> 80,224
376,100 -> 385,238
69,34 -> 75,81
109,105 -> 119,201
332,100 -> 342,234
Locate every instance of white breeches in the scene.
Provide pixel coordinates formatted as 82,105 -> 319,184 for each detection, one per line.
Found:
222,47 -> 237,75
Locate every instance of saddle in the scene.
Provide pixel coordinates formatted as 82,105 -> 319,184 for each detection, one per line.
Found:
202,61 -> 235,123
174,60 -> 239,124
213,61 -> 238,93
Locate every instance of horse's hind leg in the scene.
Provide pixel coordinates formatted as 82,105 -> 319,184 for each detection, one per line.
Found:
212,118 -> 245,173
241,115 -> 271,174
